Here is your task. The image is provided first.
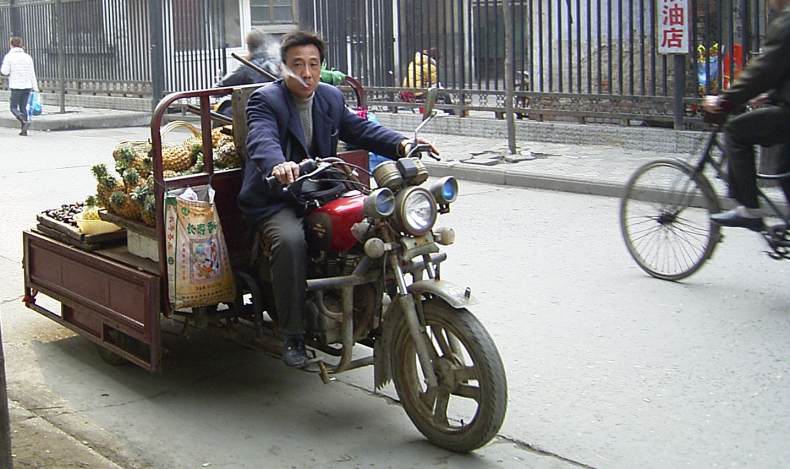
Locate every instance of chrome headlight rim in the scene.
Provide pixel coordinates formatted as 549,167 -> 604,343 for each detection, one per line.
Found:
429,176 -> 459,205
364,187 -> 395,219
395,186 -> 437,236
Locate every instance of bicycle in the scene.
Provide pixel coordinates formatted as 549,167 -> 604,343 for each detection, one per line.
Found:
619,125 -> 790,281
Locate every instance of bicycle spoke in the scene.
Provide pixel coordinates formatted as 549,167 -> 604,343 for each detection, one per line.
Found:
621,160 -> 719,280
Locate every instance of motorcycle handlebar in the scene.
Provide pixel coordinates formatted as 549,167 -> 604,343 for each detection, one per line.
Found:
264,159 -> 319,191
408,143 -> 441,161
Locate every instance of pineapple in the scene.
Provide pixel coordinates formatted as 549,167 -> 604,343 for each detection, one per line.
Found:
163,170 -> 178,179
109,191 -> 141,221
91,164 -> 123,208
114,144 -> 152,178
122,168 -> 141,193
214,141 -> 240,169
82,196 -> 101,220
211,127 -> 232,147
141,194 -> 156,227
162,145 -> 196,172
131,184 -> 156,227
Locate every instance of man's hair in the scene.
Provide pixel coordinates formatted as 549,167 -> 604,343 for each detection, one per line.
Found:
280,31 -> 325,64
9,36 -> 22,48
246,30 -> 267,54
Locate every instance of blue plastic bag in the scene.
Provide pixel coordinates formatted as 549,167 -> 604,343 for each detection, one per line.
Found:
28,91 -> 42,119
364,113 -> 390,173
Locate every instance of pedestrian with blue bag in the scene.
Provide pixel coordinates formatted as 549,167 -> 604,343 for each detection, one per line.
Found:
1,36 -> 38,136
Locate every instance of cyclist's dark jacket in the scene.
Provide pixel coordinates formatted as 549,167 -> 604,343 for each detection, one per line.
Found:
216,52 -> 279,87
721,6 -> 790,111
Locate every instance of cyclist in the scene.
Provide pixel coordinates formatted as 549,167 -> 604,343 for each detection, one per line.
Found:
703,0 -> 790,231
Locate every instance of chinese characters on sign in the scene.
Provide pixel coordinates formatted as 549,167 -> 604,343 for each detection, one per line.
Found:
658,0 -> 690,54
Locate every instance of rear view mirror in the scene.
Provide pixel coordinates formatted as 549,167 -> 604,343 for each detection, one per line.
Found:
423,88 -> 438,120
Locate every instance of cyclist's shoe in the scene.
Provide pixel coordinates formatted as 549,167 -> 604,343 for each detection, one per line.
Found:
710,209 -> 765,231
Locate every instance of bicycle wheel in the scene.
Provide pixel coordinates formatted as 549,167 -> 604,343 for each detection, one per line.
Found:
620,159 -> 722,280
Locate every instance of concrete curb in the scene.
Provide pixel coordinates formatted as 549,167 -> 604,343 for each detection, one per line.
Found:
424,160 -> 626,199
0,111 -> 150,131
376,113 -> 708,155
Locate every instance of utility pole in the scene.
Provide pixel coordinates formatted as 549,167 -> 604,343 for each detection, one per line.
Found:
503,0 -> 516,154
148,0 -> 165,111
9,0 -> 19,37
55,0 -> 66,113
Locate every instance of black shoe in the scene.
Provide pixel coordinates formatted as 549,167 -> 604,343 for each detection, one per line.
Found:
282,336 -> 307,368
19,121 -> 29,136
710,209 -> 764,231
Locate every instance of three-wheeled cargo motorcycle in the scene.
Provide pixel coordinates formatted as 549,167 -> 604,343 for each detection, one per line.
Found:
21,83 -> 507,452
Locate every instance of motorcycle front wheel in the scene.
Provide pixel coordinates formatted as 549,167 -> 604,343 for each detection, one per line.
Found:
391,299 -> 507,452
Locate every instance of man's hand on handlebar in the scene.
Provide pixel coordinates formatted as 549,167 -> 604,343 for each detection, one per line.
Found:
400,138 -> 440,158
272,161 -> 300,185
702,95 -> 723,114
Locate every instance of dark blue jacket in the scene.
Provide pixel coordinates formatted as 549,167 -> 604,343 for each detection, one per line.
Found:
239,79 -> 405,224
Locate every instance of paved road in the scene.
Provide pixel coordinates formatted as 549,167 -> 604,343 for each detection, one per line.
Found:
2,127 -> 790,468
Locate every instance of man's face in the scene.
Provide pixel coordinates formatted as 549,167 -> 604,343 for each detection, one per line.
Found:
283,44 -> 321,99
769,0 -> 789,11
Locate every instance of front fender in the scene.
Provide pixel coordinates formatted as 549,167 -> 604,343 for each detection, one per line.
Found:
408,279 -> 477,308
375,280 -> 477,391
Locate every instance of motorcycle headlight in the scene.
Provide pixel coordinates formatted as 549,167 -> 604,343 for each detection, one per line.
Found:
364,188 -> 395,218
429,176 -> 459,205
395,187 -> 437,236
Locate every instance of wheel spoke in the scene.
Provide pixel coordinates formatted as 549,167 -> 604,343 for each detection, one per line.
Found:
453,383 -> 481,402
455,365 -> 477,383
431,325 -> 453,358
621,160 -> 718,279
419,386 -> 438,409
433,389 -> 450,425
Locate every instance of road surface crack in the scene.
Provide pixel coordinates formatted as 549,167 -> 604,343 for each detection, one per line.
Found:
495,435 -> 597,468
336,378 -> 596,468
1,295 -> 24,306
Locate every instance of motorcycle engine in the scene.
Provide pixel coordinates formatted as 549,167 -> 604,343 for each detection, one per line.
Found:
305,253 -> 380,345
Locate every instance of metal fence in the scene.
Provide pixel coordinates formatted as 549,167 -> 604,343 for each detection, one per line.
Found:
305,0 -> 766,123
0,0 -> 771,123
0,0 -> 226,97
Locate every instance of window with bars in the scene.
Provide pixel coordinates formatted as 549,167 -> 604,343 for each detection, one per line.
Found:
251,0 -> 295,25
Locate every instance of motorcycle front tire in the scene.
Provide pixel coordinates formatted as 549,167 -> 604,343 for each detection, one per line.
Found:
391,298 -> 507,453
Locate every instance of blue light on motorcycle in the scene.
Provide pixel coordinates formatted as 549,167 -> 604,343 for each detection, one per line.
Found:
364,188 -> 395,218
430,177 -> 459,205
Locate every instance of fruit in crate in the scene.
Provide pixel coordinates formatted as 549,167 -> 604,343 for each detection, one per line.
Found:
141,194 -> 156,227
109,191 -> 141,221
212,127 -> 231,147
122,168 -> 141,193
113,144 -> 152,178
215,140 -> 240,169
43,202 -> 84,227
82,196 -> 101,220
131,182 -> 156,227
91,164 -> 123,208
163,144 -> 196,172
184,137 -> 203,161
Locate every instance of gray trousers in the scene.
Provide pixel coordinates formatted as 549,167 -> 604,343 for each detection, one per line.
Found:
257,207 -> 307,338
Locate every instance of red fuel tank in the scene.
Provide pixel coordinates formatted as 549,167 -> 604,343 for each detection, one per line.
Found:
305,193 -> 366,252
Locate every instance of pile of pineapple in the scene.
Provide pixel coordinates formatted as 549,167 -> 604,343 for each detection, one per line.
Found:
90,126 -> 241,227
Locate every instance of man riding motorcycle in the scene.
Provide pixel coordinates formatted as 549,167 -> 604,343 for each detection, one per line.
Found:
703,0 -> 790,230
239,31 -> 437,367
